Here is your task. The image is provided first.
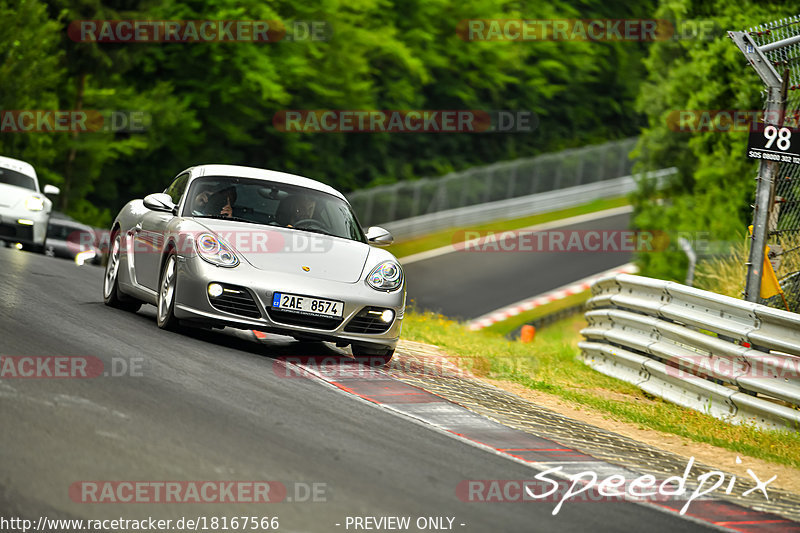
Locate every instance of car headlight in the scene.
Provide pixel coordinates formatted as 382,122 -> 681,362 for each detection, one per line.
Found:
366,261 -> 403,291
196,233 -> 239,267
24,196 -> 45,211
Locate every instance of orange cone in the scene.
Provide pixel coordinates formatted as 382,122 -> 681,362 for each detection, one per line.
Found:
520,325 -> 536,343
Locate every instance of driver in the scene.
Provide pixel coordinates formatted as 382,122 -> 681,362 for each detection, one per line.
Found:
284,195 -> 316,227
193,186 -> 237,218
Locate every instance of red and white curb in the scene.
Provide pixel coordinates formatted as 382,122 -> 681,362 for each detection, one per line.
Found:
467,263 -> 638,331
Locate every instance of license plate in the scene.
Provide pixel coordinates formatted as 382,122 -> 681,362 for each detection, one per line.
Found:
272,292 -> 343,317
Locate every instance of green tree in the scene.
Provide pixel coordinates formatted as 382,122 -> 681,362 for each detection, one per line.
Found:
0,0 -> 64,184
632,0 -> 796,282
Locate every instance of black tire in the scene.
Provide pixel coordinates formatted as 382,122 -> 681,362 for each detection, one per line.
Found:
156,249 -> 180,330
25,242 -> 45,254
352,344 -> 395,366
103,230 -> 142,312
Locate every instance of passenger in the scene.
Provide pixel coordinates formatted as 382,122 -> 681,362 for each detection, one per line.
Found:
193,186 -> 237,218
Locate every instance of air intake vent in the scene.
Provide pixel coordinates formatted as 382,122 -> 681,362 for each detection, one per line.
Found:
208,285 -> 261,318
344,307 -> 394,334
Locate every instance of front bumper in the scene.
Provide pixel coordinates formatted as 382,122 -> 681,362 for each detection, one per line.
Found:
0,207 -> 49,248
172,253 -> 405,349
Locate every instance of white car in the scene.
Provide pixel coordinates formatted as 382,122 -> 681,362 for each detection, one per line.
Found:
0,155 -> 60,253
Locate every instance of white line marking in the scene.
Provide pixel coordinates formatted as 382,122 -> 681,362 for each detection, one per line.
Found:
400,205 -> 634,265
467,263 -> 638,330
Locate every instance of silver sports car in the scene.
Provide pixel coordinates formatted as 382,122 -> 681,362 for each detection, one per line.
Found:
103,164 -> 405,362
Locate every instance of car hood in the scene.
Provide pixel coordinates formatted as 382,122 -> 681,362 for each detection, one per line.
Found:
0,183 -> 39,209
193,219 -> 369,283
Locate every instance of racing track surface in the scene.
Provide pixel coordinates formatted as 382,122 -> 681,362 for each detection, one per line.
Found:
0,246 -> 719,532
403,211 -> 633,320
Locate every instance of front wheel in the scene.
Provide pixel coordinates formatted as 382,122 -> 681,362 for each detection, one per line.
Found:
352,344 -> 395,366
157,251 -> 180,330
25,242 -> 45,254
103,231 -> 141,312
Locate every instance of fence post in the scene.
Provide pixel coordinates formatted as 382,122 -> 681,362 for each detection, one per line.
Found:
729,28 -> 788,302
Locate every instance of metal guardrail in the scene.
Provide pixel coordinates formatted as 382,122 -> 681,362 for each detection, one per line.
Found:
579,273 -> 800,432
373,169 -> 676,240
348,137 -> 640,229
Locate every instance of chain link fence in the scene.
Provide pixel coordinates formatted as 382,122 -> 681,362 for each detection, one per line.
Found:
347,138 -> 638,228
740,16 -> 800,312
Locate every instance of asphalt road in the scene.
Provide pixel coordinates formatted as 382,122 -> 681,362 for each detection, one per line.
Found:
0,246 -> 717,532
403,211 -> 633,320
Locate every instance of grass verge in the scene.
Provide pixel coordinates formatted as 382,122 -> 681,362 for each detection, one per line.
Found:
388,196 -> 630,259
401,310 -> 800,468
482,290 -> 591,337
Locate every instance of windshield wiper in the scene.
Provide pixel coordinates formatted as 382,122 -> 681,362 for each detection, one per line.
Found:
195,214 -> 258,224
291,227 -> 337,237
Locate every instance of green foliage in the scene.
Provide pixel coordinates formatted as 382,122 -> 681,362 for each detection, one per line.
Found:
632,0 -> 796,281
0,0 -> 64,177
2,0 -> 657,226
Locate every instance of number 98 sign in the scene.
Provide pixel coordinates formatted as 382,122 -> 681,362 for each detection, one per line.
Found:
747,124 -> 800,163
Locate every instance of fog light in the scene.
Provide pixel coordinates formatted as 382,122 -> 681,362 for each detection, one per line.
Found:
381,310 -> 394,322
14,243 -> 23,250
208,283 -> 224,298
17,219 -> 34,226
75,250 -> 96,266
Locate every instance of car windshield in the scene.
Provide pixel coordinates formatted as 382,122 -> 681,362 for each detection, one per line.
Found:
0,167 -> 36,190
47,224 -> 93,243
183,176 -> 366,243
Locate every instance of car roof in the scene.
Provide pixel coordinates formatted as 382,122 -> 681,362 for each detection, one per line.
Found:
50,211 -> 75,221
48,215 -> 94,232
0,155 -> 37,181
187,165 -> 346,201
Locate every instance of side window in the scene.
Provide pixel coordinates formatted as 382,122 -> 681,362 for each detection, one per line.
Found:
164,173 -> 190,205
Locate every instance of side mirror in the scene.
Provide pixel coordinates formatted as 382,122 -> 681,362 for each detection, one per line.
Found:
43,184 -> 60,196
143,193 -> 176,213
366,226 -> 394,246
